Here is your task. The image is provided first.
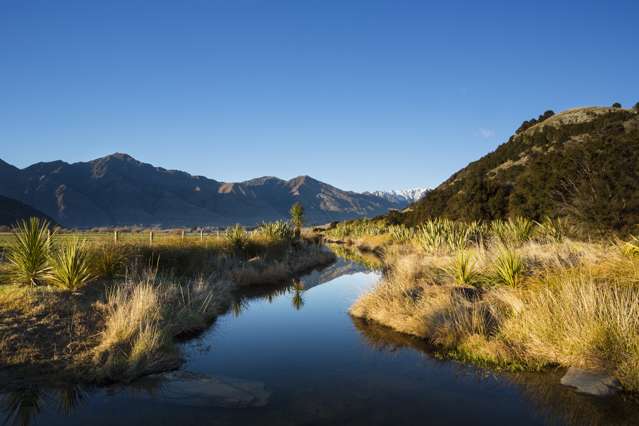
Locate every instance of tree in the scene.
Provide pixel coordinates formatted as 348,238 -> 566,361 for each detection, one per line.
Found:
612,102 -> 622,108
290,202 -> 305,238
634,102 -> 639,111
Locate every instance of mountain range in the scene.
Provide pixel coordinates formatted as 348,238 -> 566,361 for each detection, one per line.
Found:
0,154 -> 411,228
403,105 -> 639,231
366,188 -> 429,205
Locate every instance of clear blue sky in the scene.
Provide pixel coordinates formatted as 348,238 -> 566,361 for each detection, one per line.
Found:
1,0 -> 637,192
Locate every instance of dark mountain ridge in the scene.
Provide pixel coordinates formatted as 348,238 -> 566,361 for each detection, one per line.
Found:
0,195 -> 55,227
0,153 -> 402,228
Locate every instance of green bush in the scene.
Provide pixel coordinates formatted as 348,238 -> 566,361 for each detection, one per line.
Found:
535,217 -> 570,243
491,217 -> 534,247
493,246 -> 524,286
91,243 -> 127,279
388,224 -> 415,243
448,250 -> 480,286
255,221 -> 294,244
7,217 -> 52,286
48,238 -> 95,291
414,218 -> 478,254
225,225 -> 248,252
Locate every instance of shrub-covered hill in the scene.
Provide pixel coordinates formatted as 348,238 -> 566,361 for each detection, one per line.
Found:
403,105 -> 639,231
0,195 -> 55,227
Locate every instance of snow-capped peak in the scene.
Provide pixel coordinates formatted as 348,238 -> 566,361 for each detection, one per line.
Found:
366,188 -> 430,206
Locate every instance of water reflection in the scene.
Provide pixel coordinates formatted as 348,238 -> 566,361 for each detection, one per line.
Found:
0,384 -> 86,426
352,316 -> 639,426
229,258 -> 367,314
1,386 -> 44,426
291,279 -> 305,311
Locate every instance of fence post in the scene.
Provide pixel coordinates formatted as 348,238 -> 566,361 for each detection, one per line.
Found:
114,230 -> 118,244
181,229 -> 185,241
200,229 -> 203,242
149,230 -> 154,246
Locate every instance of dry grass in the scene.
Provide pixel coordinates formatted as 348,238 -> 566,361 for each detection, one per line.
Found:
0,226 -> 336,384
351,239 -> 639,390
91,274 -> 231,382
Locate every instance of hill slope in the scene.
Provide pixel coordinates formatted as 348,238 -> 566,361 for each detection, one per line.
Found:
0,195 -> 55,227
404,106 -> 639,231
0,154 -> 401,228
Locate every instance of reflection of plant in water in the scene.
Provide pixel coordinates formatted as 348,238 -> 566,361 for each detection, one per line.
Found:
55,385 -> 85,416
504,371 -> 639,426
351,316 -> 636,426
351,316 -> 431,353
327,245 -> 383,271
1,386 -> 45,426
230,299 -> 249,317
291,279 -> 304,311
1,384 -> 87,426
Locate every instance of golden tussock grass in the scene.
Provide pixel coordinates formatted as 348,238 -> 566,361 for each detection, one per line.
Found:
92,274 -> 231,382
351,239 -> 639,390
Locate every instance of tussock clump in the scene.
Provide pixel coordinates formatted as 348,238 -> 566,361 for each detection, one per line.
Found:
92,274 -> 231,382
90,242 -> 127,279
500,271 -> 639,388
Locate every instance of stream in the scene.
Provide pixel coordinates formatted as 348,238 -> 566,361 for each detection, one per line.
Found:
1,254 -> 638,425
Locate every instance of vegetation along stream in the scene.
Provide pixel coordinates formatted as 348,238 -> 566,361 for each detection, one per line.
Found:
2,251 -> 638,426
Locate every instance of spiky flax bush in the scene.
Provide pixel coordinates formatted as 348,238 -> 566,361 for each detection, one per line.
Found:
7,217 -> 52,286
48,238 -> 95,291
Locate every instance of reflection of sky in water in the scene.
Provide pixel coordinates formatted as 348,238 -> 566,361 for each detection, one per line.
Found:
2,259 -> 639,426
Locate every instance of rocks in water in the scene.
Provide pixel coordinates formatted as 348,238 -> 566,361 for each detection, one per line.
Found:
560,367 -> 621,396
134,371 -> 270,408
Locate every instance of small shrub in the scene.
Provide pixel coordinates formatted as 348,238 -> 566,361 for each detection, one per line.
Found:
7,217 -> 52,286
325,219 -> 388,240
448,250 -> 480,286
414,218 -> 475,254
388,224 -> 414,243
535,217 -> 570,243
415,220 -> 447,254
621,235 -> 639,258
91,243 -> 126,279
48,238 -> 95,291
290,202 -> 305,238
491,217 -> 534,247
225,225 -> 248,252
255,221 -> 294,244
612,102 -> 622,108
493,246 -> 524,286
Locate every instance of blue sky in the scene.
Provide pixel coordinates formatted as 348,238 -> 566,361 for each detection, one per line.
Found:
1,0 -> 638,192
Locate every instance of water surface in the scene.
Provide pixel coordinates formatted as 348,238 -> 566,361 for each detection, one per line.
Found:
2,256 -> 638,425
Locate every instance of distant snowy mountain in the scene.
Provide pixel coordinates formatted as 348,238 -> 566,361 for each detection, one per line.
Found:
366,188 -> 430,207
